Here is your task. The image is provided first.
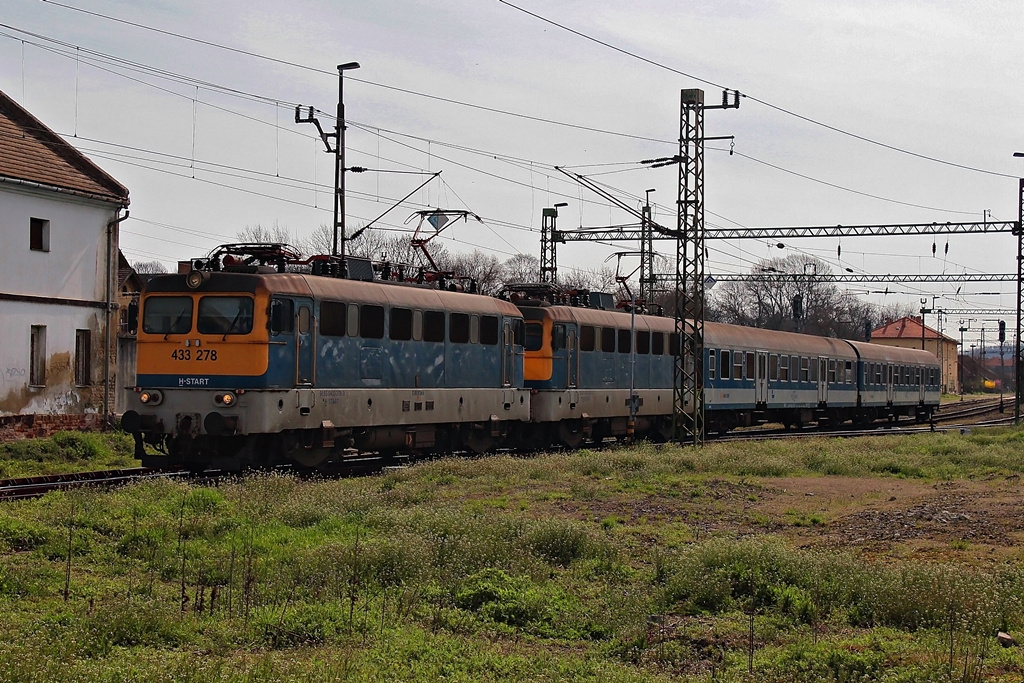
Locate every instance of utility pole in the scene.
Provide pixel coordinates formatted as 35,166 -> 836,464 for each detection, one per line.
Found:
674,88 -> 739,447
540,203 -> 567,284
639,189 -> 656,304
296,61 -> 360,274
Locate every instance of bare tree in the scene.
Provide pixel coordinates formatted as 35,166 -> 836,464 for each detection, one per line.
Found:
501,253 -> 540,284
710,254 -> 889,340
235,221 -> 295,246
433,249 -> 503,294
131,260 -> 168,275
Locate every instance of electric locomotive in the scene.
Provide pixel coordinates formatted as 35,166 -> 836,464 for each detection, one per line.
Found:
122,244 -> 529,471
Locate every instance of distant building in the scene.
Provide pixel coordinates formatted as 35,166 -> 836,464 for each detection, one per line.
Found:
870,316 -> 958,393
0,89 -> 130,438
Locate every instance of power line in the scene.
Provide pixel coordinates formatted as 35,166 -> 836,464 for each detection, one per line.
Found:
495,0 -> 1017,180
5,22 -> 994,218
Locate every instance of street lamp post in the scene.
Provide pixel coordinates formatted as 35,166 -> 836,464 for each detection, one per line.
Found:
334,62 -> 360,270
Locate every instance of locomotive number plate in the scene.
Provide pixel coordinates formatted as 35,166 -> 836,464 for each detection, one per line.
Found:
170,349 -> 219,361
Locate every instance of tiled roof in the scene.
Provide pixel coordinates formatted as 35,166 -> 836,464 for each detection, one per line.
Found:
0,89 -> 128,205
871,316 -> 955,343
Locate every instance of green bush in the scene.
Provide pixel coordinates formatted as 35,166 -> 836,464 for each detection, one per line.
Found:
526,520 -> 592,567
0,516 -> 51,551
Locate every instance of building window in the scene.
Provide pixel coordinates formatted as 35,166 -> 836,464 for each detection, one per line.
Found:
30,325 -> 46,386
30,218 -> 50,252
75,330 -> 91,386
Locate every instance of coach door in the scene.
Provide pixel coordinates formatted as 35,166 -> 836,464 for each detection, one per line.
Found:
817,357 -> 829,404
501,319 -> 514,387
755,351 -> 769,405
566,327 -> 578,388
296,299 -> 315,386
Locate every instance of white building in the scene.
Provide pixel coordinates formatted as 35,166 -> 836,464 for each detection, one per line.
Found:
0,89 -> 130,437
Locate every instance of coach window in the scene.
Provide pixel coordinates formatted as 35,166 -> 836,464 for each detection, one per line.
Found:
618,329 -> 631,354
361,305 -> 385,339
779,355 -> 789,381
733,351 -> 743,379
580,325 -> 596,352
652,332 -> 665,355
480,316 -> 499,345
636,330 -> 650,354
708,350 -> 716,380
875,364 -> 883,384
269,298 -> 293,335
320,301 -> 346,336
601,327 -> 616,353
828,360 -> 836,383
846,361 -> 854,384
390,307 -> 413,341
423,311 -> 445,342
770,354 -> 779,381
720,350 -> 731,380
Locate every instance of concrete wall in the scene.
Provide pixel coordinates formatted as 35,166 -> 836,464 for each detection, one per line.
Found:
0,182 -> 122,420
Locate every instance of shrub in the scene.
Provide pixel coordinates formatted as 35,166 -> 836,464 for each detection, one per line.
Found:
0,516 -> 51,551
526,520 -> 592,567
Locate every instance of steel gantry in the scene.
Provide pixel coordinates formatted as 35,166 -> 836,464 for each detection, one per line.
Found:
555,220 -> 1017,243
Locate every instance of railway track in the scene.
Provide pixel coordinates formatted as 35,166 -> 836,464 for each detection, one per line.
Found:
0,400 -> 1017,500
0,467 -> 191,501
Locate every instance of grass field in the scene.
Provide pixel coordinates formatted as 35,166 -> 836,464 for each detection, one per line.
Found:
2,428 -> 1024,681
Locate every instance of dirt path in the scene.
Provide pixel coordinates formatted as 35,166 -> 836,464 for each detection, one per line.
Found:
552,474 -> 1024,565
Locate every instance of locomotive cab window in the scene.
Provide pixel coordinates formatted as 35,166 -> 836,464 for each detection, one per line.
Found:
617,329 -> 631,354
580,325 -> 596,352
552,324 -> 566,351
390,308 -> 413,341
652,332 -> 664,355
601,327 -> 615,353
480,316 -> 499,345
451,313 -> 470,344
523,320 -> 543,351
198,296 -> 254,335
320,301 -> 346,336
424,311 -> 445,342
269,298 -> 293,335
143,296 -> 194,335
636,330 -> 650,354
360,305 -> 385,339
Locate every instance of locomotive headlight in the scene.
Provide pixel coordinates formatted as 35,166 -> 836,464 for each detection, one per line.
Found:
139,389 -> 163,405
215,392 -> 236,406
185,269 -> 208,290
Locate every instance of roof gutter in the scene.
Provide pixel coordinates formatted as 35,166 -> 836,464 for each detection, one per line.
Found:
0,174 -> 129,208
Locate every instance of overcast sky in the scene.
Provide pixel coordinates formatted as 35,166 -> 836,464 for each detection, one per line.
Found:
3,0 -> 1022,345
